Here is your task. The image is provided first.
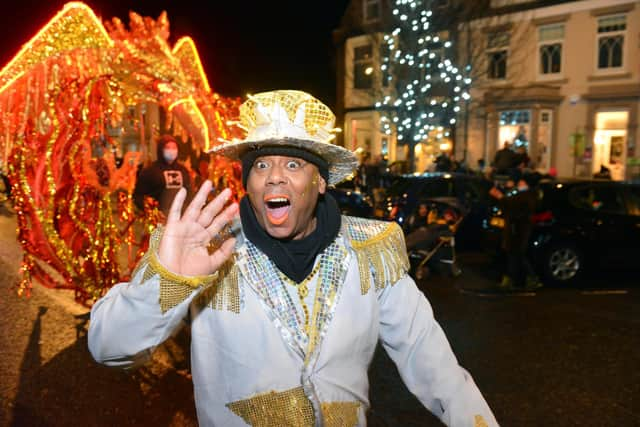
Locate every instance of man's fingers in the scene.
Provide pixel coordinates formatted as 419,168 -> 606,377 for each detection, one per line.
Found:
197,188 -> 233,228
205,202 -> 239,241
166,187 -> 187,225
208,237 -> 237,271
183,180 -> 213,222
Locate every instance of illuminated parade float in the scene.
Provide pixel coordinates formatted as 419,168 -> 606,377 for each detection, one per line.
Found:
0,2 -> 243,305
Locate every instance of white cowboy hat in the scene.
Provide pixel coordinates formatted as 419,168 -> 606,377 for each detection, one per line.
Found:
209,90 -> 357,185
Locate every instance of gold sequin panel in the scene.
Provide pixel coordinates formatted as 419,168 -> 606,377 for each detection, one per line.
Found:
134,227 -> 226,313
321,401 -> 360,427
226,387 -> 361,427
226,387 -> 314,427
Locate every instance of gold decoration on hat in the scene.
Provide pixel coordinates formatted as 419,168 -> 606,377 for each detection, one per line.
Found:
209,90 -> 358,185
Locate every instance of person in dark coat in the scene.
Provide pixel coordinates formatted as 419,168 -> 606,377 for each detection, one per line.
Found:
489,171 -> 542,290
133,134 -> 192,220
492,141 -> 517,176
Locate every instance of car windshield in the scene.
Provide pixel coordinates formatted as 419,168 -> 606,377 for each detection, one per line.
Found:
386,177 -> 413,197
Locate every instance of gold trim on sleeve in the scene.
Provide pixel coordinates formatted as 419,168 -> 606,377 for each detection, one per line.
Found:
198,260 -> 241,314
135,226 -> 219,313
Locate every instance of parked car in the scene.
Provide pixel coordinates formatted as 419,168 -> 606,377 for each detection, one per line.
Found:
483,178 -> 640,285
327,177 -> 374,218
378,172 -> 494,250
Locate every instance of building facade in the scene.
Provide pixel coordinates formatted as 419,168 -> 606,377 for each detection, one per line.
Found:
335,0 -> 640,179
461,0 -> 640,180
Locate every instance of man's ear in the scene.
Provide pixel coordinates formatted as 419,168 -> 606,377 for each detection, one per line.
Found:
318,175 -> 327,194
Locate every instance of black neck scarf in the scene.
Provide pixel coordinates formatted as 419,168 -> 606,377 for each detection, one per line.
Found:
240,193 -> 341,283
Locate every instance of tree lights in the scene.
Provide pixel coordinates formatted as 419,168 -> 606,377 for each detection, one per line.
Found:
376,0 -> 471,170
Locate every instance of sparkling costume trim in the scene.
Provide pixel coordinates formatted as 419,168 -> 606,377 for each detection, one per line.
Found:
226,387 -> 361,427
342,216 -> 409,294
475,414 -> 489,427
135,226 -> 240,313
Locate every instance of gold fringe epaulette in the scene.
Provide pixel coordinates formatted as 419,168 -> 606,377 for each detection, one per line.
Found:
342,216 -> 409,294
134,226 -> 227,313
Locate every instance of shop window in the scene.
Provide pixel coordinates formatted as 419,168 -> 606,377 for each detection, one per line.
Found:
597,14 -> 626,70
499,110 -> 530,149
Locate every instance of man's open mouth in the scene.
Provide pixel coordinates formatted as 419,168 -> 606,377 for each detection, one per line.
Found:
264,195 -> 291,225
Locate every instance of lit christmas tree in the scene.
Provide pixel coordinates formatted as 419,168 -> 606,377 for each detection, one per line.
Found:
376,0 -> 471,172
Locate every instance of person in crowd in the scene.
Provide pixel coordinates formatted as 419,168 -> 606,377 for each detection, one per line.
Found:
489,171 -> 542,290
355,151 -> 370,195
88,90 -> 497,426
133,134 -> 192,220
492,141 -> 516,176
405,201 -> 433,233
435,152 -> 453,172
514,144 -> 531,170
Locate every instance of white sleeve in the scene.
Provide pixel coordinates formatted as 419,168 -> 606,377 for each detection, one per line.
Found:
378,275 -> 499,427
88,264 -> 201,369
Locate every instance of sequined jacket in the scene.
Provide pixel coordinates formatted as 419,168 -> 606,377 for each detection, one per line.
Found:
88,216 -> 498,427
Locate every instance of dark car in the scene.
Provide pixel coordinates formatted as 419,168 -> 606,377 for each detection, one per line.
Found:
378,172 -> 494,249
327,177 -> 374,218
484,178 -> 640,285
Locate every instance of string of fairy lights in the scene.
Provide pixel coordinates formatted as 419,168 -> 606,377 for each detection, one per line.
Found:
375,0 -> 472,156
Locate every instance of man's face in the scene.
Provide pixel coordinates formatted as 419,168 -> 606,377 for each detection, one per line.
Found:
246,155 -> 326,240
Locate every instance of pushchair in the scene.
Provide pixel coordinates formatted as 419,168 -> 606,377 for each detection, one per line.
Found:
404,198 -> 465,280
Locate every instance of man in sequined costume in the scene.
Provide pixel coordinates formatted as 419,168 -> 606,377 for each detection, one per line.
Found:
89,90 -> 498,426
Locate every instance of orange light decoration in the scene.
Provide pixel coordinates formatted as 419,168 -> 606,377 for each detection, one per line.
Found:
0,2 -> 243,306
172,37 -> 212,93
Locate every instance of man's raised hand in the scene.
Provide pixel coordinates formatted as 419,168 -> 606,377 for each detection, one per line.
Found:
158,181 -> 239,277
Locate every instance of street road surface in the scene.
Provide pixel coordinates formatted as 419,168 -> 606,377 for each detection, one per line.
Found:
0,207 -> 637,426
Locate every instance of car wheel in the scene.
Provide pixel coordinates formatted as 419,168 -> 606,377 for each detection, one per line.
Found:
542,243 -> 583,285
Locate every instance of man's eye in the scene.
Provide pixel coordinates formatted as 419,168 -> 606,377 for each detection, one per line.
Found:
254,160 -> 269,169
286,160 -> 301,169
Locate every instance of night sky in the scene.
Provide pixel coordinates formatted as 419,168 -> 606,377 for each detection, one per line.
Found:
0,0 -> 350,108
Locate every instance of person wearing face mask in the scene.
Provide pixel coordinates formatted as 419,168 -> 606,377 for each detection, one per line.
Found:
133,134 -> 193,219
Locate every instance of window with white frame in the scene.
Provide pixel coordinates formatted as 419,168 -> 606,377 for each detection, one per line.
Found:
538,23 -> 564,76
487,31 -> 509,79
354,44 -> 374,89
597,14 -> 626,70
363,0 -> 381,23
